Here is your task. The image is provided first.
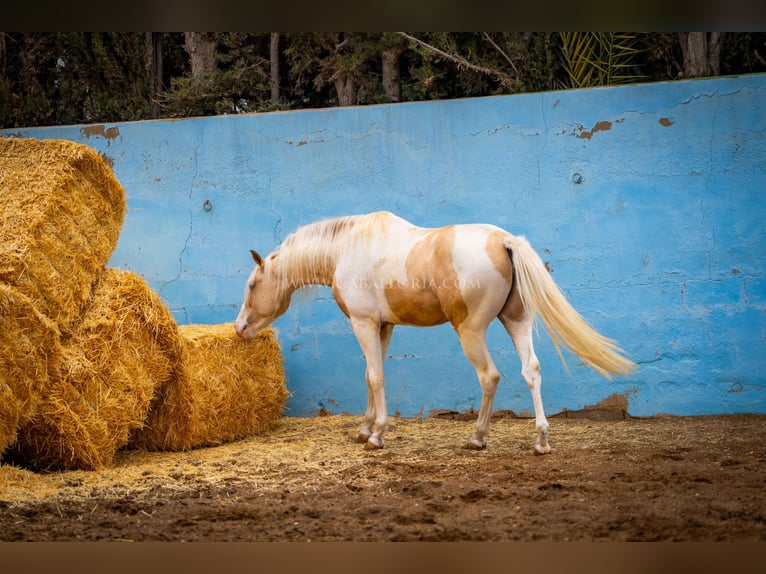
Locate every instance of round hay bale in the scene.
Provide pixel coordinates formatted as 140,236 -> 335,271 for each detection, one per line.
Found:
6,269 -> 182,470
0,137 -> 126,331
130,324 -> 288,452
0,284 -> 62,459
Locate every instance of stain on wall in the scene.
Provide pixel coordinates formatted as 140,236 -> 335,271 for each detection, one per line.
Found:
80,124 -> 120,140
575,119 -> 613,139
3,74 -> 765,418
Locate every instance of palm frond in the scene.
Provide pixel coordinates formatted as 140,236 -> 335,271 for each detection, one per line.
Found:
559,32 -> 646,89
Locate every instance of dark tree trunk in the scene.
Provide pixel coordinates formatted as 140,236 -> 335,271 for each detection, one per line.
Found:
183,32 -> 217,78
0,33 -> 6,75
679,32 -> 723,78
382,44 -> 406,102
333,74 -> 358,106
145,32 -> 163,118
270,32 -> 280,104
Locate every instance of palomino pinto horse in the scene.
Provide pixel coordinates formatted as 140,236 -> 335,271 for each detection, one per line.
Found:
235,211 -> 636,453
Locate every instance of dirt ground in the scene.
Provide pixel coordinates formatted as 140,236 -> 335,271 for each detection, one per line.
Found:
1,412 -> 765,542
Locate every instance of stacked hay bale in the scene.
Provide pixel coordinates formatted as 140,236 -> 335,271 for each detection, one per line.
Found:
0,286 -> 62,456
7,269 -> 184,470
0,138 -> 126,329
0,138 -> 124,457
0,137 -> 288,470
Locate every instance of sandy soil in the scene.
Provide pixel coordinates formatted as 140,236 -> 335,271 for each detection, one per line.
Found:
1,413 -> 765,541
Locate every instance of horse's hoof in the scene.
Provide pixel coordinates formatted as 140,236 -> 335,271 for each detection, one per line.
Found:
363,440 -> 383,451
464,441 -> 486,451
534,444 -> 552,455
356,433 -> 371,444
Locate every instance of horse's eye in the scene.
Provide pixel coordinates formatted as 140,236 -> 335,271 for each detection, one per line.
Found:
248,282 -> 255,291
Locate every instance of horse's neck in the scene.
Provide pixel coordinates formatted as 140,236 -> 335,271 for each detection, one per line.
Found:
278,243 -> 337,289
278,214 -> 391,289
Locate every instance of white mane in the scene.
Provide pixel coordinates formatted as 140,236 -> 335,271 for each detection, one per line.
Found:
274,215 -> 366,289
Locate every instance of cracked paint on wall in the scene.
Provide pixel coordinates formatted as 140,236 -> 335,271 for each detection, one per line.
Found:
3,74 -> 765,418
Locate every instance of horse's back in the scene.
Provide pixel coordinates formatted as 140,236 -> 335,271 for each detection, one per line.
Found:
350,212 -> 514,289
336,213 -> 515,328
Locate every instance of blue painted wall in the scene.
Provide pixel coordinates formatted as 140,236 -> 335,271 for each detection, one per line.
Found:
3,74 -> 765,417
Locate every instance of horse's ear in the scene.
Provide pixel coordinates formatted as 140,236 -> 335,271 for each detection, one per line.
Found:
250,249 -> 264,268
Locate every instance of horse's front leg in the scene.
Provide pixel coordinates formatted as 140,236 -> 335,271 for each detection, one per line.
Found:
351,319 -> 391,449
357,324 -> 394,445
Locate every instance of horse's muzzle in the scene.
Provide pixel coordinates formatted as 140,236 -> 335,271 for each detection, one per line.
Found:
234,320 -> 249,338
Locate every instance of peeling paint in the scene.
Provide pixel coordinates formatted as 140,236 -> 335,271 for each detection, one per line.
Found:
80,125 -> 120,140
659,117 -> 674,127
576,120 -> 613,139
553,393 -> 632,420
593,393 -> 630,410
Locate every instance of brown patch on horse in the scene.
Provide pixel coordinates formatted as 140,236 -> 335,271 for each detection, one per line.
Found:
496,242 -> 527,323
485,231 -> 513,283
499,283 -> 525,322
384,226 -> 468,328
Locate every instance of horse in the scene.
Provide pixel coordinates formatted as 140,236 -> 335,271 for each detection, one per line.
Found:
235,211 -> 637,454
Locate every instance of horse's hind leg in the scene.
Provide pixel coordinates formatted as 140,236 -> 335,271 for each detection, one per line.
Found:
499,311 -> 551,454
456,327 -> 501,450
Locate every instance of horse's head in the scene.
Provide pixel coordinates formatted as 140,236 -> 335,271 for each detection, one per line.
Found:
235,249 -> 291,339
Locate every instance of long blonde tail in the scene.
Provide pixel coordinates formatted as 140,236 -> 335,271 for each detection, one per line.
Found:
504,235 -> 637,379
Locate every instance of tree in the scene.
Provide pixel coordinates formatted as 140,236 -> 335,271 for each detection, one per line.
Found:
318,33 -> 373,106
678,32 -> 723,78
0,33 -> 152,126
381,33 -> 408,102
1,32 -> 765,129
283,33 -> 379,107
162,33 -> 271,117
398,32 -> 515,93
394,33 -> 556,100
55,33 -> 152,124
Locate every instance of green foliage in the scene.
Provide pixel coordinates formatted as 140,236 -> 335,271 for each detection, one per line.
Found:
1,33 -> 152,128
1,34 -> 59,127
161,33 -> 272,117
1,32 -> 764,129
281,33 -> 385,106
559,32 -> 645,88
56,33 -> 152,123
